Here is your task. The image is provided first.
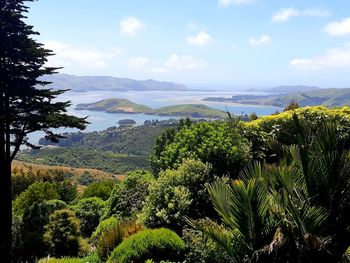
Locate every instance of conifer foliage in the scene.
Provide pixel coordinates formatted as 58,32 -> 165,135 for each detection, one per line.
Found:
0,1 -> 87,260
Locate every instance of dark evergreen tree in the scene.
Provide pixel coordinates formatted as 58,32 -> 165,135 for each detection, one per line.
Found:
0,1 -> 87,261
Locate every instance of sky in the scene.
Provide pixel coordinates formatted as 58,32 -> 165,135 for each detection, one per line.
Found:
26,0 -> 350,88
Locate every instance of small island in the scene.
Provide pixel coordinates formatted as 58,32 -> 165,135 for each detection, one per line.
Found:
76,98 -> 228,119
118,119 -> 137,125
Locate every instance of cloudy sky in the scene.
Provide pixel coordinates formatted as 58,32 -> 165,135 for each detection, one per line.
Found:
27,0 -> 350,88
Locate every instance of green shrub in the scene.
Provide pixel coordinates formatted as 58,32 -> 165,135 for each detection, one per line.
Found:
105,170 -> 154,219
182,227 -> 232,263
44,209 -> 82,257
92,217 -> 143,261
139,160 -> 214,232
77,171 -> 96,185
107,228 -> 185,263
71,197 -> 106,237
151,121 -> 251,177
82,180 -> 117,200
96,220 -> 125,261
38,252 -> 100,263
243,106 -> 350,160
14,182 -> 60,214
90,217 -> 119,244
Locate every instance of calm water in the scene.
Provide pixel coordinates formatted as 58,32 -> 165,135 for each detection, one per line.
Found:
27,90 -> 282,144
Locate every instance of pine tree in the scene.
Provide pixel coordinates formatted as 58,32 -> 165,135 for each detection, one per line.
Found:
0,1 -> 87,261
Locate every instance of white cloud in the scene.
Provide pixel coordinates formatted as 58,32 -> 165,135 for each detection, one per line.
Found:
291,43 -> 350,70
272,7 -> 329,23
272,8 -> 299,22
187,31 -> 212,46
324,17 -> 350,36
218,0 -> 253,7
119,17 -> 144,37
127,57 -> 149,69
165,54 -> 206,70
249,35 -> 271,46
126,54 -> 206,73
44,40 -> 122,69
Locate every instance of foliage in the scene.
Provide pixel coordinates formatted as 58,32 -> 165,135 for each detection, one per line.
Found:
182,227 -> 232,263
151,121 -> 251,177
12,169 -> 71,199
44,209 -> 82,257
38,253 -> 101,263
82,180 -> 117,200
96,220 -> 126,261
242,106 -> 350,160
107,228 -> 185,263
284,100 -> 300,111
77,171 -> 96,186
21,199 -> 68,259
193,117 -> 350,262
0,0 -> 87,258
71,197 -> 106,238
90,217 -> 119,244
105,170 -> 154,219
18,147 -> 150,174
91,217 -> 143,260
14,182 -> 60,214
39,122 -> 177,156
139,160 -> 214,232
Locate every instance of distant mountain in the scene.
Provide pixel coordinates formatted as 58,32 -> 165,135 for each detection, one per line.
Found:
264,85 -> 321,94
41,74 -> 187,92
76,98 -> 227,119
203,88 -> 350,108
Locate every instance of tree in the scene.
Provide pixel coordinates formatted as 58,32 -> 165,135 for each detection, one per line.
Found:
71,197 -> 106,237
0,0 -> 87,259
105,170 -> 154,219
43,209 -> 82,257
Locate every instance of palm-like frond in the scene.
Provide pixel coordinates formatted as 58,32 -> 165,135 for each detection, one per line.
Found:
207,176 -> 270,250
188,218 -> 244,262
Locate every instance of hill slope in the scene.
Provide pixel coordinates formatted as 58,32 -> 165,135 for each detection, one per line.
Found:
204,88 -> 350,107
76,98 -> 228,118
41,74 -> 187,92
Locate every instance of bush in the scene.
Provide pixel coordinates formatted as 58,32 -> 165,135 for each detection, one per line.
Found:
77,171 -> 96,185
90,217 -> 119,244
14,182 -> 60,214
82,180 -> 117,200
92,217 -> 143,261
38,253 -> 100,263
96,220 -> 125,261
105,170 -> 154,219
243,106 -> 350,160
139,160 -> 214,232
71,197 -> 106,237
44,209 -> 82,257
107,228 -> 185,263
151,121 -> 251,177
182,227 -> 232,263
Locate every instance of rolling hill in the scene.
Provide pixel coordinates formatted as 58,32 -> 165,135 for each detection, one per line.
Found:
41,74 -> 187,92
76,98 -> 228,118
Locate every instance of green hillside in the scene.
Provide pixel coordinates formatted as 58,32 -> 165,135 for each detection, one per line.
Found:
75,98 -> 153,113
204,88 -> 350,107
76,99 -> 227,118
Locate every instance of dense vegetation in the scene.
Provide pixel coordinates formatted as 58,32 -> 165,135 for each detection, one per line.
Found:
9,106 -> 350,262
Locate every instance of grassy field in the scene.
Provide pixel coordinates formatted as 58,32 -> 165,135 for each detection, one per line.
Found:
12,160 -> 124,183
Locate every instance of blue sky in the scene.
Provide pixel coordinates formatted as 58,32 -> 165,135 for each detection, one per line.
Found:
26,0 -> 350,88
